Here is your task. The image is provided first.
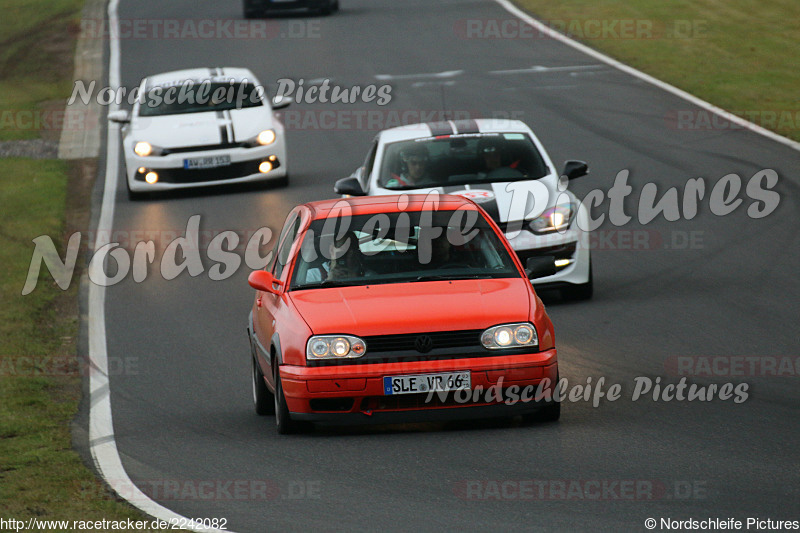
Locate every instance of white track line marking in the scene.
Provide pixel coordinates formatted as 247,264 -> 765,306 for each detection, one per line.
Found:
489,64 -> 604,75
492,0 -> 800,152
87,1 -> 232,530
375,69 -> 464,81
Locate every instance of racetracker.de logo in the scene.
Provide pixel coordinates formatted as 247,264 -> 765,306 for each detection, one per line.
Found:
664,356 -> 799,377
279,110 -> 522,131
78,18 -> 320,40
76,478 -> 322,501
665,109 -> 800,133
0,109 -> 100,132
453,479 -> 707,500
453,18 -> 708,40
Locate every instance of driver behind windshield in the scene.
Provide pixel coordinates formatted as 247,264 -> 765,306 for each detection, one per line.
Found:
385,144 -> 433,188
303,232 -> 364,283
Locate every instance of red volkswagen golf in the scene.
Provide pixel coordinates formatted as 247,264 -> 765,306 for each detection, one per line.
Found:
247,194 -> 560,433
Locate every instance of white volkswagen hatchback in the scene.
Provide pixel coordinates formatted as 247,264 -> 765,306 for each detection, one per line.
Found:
334,119 -> 593,299
109,67 -> 290,199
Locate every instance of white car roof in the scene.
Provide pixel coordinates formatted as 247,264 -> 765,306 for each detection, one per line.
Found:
144,67 -> 259,91
377,119 -> 532,144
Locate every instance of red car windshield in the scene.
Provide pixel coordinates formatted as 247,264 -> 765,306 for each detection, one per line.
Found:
288,209 -> 520,290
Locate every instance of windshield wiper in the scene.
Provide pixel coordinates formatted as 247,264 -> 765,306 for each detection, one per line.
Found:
414,274 -> 485,282
292,280 -> 358,290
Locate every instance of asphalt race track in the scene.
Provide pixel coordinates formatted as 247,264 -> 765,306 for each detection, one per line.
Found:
87,0 -> 800,530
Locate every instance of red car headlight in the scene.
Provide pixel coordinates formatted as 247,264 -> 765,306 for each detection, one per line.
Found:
307,335 -> 367,360
481,323 -> 538,350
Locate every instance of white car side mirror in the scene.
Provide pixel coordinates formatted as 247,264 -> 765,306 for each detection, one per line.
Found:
271,95 -> 291,110
108,110 -> 130,123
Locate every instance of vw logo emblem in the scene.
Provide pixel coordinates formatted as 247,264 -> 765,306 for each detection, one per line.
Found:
414,335 -> 434,353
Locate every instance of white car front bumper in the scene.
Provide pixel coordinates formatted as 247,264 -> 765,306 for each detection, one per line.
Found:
123,140 -> 287,192
506,224 -> 591,287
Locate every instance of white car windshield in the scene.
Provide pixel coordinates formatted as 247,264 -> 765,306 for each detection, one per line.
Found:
379,133 -> 549,190
138,82 -> 264,117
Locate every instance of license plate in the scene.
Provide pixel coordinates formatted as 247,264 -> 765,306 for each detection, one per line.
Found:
183,155 -> 231,169
383,371 -> 471,395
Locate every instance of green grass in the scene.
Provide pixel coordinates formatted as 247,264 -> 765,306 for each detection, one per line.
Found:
0,163 -> 154,522
514,0 -> 800,141
0,0 -> 83,141
0,160 -> 68,354
0,0 -> 155,525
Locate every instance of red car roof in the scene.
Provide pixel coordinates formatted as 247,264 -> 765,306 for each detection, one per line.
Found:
305,194 -> 479,220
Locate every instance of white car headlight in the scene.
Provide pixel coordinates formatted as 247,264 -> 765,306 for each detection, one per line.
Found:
256,129 -> 276,145
306,335 -> 366,360
481,323 -> 538,350
529,203 -> 573,234
133,141 -> 164,157
243,129 -> 278,148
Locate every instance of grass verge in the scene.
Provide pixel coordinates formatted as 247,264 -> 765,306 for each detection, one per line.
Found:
513,0 -> 800,141
0,0 -> 154,526
0,0 -> 83,141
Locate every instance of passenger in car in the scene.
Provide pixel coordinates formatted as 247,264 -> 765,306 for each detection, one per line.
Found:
478,138 -> 524,179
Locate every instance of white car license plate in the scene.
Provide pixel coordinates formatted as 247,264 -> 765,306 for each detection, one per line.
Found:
383,371 -> 471,396
183,155 -> 231,169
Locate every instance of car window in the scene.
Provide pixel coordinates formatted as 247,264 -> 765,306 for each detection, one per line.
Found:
379,133 -> 548,189
272,213 -> 302,280
361,140 -> 378,188
289,209 -> 520,290
138,82 -> 264,117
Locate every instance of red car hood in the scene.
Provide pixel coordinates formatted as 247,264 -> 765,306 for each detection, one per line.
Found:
289,278 -> 531,336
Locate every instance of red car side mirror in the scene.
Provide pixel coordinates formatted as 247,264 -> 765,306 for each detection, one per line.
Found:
248,270 -> 283,295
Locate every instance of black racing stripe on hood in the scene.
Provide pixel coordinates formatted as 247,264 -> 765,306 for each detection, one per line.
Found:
439,185 -> 502,223
452,119 -> 479,134
216,110 -> 229,143
224,109 -> 235,142
476,196 -> 501,223
427,121 -> 453,136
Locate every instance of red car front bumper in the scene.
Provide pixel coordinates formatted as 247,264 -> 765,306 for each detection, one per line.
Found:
279,349 -> 558,424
